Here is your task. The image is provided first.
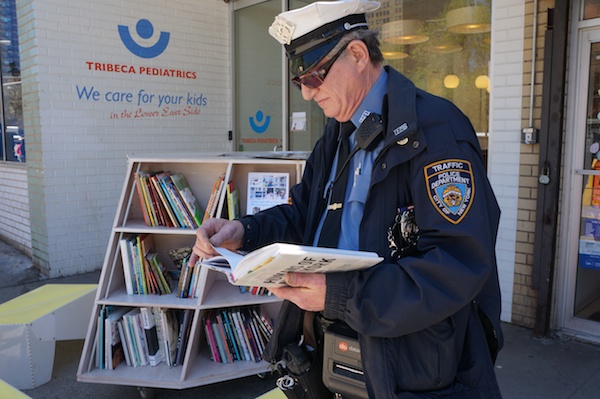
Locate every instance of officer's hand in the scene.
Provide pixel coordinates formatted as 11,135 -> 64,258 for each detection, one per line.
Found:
269,273 -> 326,312
188,218 -> 244,267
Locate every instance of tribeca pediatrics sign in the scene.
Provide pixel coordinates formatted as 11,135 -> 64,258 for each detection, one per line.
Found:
76,18 -> 208,120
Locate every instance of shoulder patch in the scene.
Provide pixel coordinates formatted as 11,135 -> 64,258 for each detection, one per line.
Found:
424,159 -> 474,224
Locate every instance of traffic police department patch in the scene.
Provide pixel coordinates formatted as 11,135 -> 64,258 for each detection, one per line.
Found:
424,159 -> 474,224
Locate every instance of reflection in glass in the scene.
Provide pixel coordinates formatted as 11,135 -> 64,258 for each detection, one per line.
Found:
235,0 -> 283,152
368,0 -> 490,153
237,0 -> 491,155
0,0 -> 25,162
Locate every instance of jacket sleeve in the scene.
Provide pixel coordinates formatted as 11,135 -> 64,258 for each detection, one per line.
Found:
324,105 -> 501,338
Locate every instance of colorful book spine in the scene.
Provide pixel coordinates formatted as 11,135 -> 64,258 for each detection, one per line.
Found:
203,313 -> 220,363
163,177 -> 196,228
134,172 -> 151,226
158,176 -> 188,228
203,174 -> 225,222
171,173 -> 204,227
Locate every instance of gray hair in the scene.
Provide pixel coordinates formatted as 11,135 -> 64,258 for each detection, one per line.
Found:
328,29 -> 384,66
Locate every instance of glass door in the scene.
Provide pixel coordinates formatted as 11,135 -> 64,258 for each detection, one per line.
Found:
234,0 -> 324,153
565,28 -> 600,337
234,0 -> 283,152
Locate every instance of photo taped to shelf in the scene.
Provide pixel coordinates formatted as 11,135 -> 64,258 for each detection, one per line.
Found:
247,172 -> 290,215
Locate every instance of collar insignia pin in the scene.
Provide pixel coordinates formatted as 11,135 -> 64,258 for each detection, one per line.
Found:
394,123 -> 408,136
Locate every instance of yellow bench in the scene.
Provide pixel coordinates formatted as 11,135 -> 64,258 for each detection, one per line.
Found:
256,387 -> 287,399
0,379 -> 32,399
0,284 -> 97,389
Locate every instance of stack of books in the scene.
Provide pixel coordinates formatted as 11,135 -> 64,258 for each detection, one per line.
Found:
135,171 -> 204,229
96,306 -> 190,369
119,234 -> 172,295
202,305 -> 274,363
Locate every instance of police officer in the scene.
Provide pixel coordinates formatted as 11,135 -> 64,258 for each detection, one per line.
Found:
189,0 -> 503,397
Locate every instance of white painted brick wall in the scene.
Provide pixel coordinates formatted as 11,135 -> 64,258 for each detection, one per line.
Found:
15,0 -> 232,277
0,164 -> 31,254
489,0 -> 526,322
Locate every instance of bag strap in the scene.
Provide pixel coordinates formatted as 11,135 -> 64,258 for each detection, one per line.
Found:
263,300 -> 305,363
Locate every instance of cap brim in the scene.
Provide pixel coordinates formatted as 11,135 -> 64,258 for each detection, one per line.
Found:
289,36 -> 343,76
286,14 -> 368,76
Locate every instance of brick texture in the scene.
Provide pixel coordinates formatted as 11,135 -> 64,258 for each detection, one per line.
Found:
6,0 -> 232,277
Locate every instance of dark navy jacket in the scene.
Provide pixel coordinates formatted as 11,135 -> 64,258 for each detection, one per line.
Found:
239,66 -> 503,398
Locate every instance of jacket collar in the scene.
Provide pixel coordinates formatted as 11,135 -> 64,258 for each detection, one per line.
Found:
382,66 -> 419,146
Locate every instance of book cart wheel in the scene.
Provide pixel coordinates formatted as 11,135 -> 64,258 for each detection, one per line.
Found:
137,386 -> 155,399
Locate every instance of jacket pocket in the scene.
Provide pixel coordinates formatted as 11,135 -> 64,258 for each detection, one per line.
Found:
386,316 -> 459,392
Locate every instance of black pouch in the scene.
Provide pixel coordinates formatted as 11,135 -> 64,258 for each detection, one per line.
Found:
263,300 -> 304,362
264,301 -> 333,399
275,342 -> 332,399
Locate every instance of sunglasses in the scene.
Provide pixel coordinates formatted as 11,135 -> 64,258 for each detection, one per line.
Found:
291,43 -> 349,90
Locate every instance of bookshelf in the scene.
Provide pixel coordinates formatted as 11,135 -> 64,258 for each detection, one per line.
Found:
77,153 -> 307,390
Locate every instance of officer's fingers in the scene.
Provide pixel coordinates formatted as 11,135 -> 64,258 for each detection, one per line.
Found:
187,253 -> 200,267
194,225 -> 216,254
285,272 -> 326,288
269,286 -> 324,312
210,220 -> 245,250
190,244 -> 213,264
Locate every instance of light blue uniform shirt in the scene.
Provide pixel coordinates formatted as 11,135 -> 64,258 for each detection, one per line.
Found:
314,70 -> 388,250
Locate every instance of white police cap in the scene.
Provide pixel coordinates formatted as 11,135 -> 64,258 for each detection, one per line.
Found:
268,0 -> 380,76
269,0 -> 380,45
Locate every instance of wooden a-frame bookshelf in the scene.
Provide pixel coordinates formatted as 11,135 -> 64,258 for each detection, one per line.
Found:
77,153 -> 306,390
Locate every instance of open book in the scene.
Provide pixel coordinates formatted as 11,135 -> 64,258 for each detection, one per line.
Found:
199,243 -> 383,288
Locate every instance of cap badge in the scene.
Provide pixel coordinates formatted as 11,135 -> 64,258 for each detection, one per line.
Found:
269,16 -> 296,45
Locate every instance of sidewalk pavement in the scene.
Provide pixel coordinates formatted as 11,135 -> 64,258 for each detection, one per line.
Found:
2,239 -> 600,398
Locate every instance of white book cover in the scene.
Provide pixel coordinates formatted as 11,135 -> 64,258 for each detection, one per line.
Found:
119,237 -> 135,295
200,243 -> 382,288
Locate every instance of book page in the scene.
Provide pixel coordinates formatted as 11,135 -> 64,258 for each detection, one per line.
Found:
198,247 -> 245,285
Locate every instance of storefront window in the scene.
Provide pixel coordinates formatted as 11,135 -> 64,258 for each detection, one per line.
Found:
288,0 -> 491,153
369,0 -> 490,154
234,0 -> 490,154
0,0 -> 25,162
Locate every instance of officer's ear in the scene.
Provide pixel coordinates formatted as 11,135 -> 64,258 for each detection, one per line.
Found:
345,40 -> 370,72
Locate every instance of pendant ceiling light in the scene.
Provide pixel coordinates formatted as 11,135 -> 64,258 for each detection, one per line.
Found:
475,75 -> 490,90
423,42 -> 463,54
381,50 -> 410,60
444,74 -> 460,89
381,20 -> 430,45
446,5 -> 491,34
380,43 -> 409,60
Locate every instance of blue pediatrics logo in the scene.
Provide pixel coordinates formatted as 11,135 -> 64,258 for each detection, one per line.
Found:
249,110 -> 271,133
118,19 -> 170,59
